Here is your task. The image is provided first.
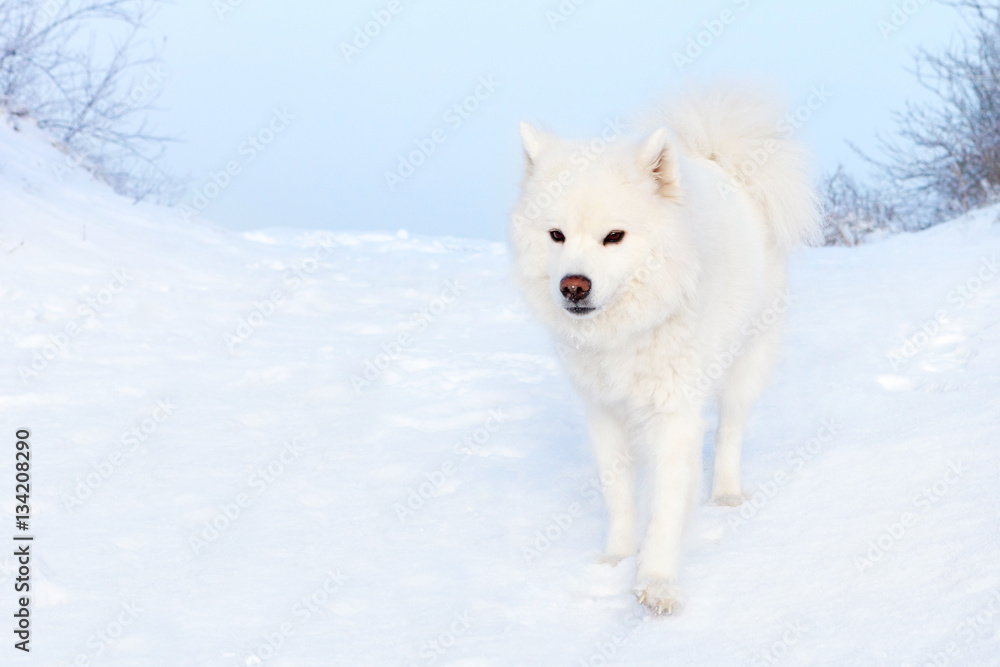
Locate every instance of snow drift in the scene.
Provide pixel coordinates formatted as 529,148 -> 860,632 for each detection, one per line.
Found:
1,114 -> 1000,665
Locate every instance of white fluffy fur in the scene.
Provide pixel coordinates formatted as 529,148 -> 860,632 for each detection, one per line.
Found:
510,86 -> 819,614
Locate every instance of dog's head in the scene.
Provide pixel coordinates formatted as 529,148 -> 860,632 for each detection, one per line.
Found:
510,123 -> 700,347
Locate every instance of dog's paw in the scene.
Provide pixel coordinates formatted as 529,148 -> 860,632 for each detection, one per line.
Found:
635,579 -> 682,615
711,493 -> 744,507
595,553 -> 630,566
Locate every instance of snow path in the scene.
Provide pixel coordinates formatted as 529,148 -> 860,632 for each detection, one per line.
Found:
2,117 -> 1000,666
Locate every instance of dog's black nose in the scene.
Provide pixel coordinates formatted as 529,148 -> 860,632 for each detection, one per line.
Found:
560,275 -> 592,302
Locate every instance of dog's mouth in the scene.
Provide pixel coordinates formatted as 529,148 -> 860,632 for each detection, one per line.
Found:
565,305 -> 597,317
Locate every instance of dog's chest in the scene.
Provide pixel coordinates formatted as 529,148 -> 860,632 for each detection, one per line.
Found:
561,328 -> 693,411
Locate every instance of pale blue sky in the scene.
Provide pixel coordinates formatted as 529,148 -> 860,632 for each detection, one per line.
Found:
146,0 -> 968,238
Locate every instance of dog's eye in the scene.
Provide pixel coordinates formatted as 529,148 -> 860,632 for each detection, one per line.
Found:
603,230 -> 625,245
549,229 -> 565,243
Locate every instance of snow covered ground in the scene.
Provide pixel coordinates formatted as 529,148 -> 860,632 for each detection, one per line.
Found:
2,113 -> 1000,667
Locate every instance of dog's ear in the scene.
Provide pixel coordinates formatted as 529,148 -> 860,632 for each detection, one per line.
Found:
638,127 -> 680,197
519,122 -> 550,175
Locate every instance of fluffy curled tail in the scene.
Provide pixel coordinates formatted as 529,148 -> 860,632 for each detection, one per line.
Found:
637,85 -> 821,249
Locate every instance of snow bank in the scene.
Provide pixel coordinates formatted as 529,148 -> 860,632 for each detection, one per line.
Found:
2,114 -> 999,665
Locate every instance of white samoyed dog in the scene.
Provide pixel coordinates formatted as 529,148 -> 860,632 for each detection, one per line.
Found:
510,87 -> 819,614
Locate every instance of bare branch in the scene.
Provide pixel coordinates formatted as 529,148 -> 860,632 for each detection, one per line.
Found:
846,0 -> 1000,232
0,0 -> 181,203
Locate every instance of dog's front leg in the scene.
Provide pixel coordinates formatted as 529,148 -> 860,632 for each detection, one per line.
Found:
587,405 -> 637,563
635,412 -> 705,614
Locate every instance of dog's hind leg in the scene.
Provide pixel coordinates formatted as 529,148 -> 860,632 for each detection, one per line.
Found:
711,318 -> 783,506
587,406 -> 637,563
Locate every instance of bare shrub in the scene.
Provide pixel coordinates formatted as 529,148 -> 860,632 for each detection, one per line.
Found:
818,166 -> 901,246
852,0 -> 1000,232
0,0 -> 180,202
